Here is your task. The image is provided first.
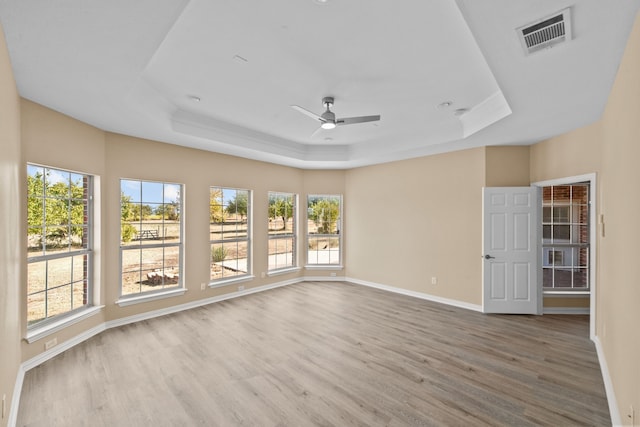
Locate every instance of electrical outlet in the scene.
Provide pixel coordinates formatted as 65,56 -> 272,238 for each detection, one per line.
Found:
431,277 -> 437,285
200,282 -> 206,291
261,272 -> 266,278
238,285 -> 245,291
330,272 -> 337,277
44,337 -> 57,350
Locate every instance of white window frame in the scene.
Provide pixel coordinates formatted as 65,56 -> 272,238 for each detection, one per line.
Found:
541,183 -> 590,291
305,194 -> 343,269
209,186 -> 253,285
268,191 -> 298,274
26,164 -> 95,331
118,179 -> 185,305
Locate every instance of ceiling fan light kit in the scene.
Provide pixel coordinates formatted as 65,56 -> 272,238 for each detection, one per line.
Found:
291,96 -> 381,136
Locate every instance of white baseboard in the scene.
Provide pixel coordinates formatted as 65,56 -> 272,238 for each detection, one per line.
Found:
8,366 -> 24,427
303,275 -> 346,282
345,277 -> 483,312
543,307 -> 590,315
106,278 -> 300,329
593,336 -> 620,426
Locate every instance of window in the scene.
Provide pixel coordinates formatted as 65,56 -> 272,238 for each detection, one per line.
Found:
268,192 -> 296,272
210,187 -> 251,281
542,184 -> 589,290
27,165 -> 92,326
120,180 -> 183,296
307,194 -> 341,266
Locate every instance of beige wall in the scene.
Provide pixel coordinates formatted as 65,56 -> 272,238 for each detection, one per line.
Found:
485,145 -> 530,187
345,147 -> 485,304
529,121 -> 602,184
0,24 -> 22,427
598,10 -> 640,422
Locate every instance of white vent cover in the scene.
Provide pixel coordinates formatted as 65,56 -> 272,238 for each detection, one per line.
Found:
517,8 -> 572,55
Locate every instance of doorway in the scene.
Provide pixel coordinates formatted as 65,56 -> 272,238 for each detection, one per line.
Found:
533,174 -> 597,339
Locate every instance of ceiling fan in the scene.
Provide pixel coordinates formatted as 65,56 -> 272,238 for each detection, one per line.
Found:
291,97 -> 381,131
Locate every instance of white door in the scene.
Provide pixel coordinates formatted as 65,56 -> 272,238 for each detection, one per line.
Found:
482,187 -> 541,314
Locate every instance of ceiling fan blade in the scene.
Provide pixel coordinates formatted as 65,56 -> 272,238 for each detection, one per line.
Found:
337,115 -> 381,126
310,126 -> 324,138
291,105 -> 324,122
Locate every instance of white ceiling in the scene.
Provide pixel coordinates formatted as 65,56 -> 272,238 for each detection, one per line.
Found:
1,0 -> 639,169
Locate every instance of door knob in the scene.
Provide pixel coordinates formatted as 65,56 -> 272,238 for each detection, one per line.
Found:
484,254 -> 495,259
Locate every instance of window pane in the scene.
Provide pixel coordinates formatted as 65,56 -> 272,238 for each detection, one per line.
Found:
307,195 -> 341,265
552,225 -> 570,241
142,181 -> 163,203
28,261 -> 46,295
120,179 -> 183,297
45,170 -> 70,199
28,226 -> 44,256
122,180 -> 141,202
554,186 -> 571,202
572,185 -> 588,203
573,269 -> 589,288
47,253 -> 72,290
542,183 -> 590,290
542,268 -> 553,288
72,280 -> 87,310
27,294 -> 46,326
269,237 -> 294,270
210,187 -> 251,281
27,165 -> 92,326
554,269 -> 572,288
553,207 -> 569,223
577,247 -> 589,267
47,285 -> 72,318
308,236 -> 340,265
268,192 -> 296,271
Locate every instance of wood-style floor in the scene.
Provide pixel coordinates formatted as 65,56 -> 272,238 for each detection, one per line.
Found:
17,282 -> 610,426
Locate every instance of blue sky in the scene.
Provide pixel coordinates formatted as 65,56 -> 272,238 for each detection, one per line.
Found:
121,180 -> 180,204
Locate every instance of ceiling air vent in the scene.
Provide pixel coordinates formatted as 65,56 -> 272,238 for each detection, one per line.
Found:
517,8 -> 572,55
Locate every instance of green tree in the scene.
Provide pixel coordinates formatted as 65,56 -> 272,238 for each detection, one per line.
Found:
155,203 -> 179,220
131,204 -> 153,221
309,197 -> 340,234
28,170 -> 87,246
226,191 -> 248,221
210,188 -> 225,223
120,193 -> 137,242
268,195 -> 293,231
27,171 -> 45,231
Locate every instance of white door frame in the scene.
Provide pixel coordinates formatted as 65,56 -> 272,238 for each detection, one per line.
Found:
532,173 -> 597,339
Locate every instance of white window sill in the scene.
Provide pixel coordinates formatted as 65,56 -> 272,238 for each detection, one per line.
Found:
116,287 -> 186,307
304,265 -> 343,270
267,267 -> 301,277
209,275 -> 255,289
543,291 -> 590,297
25,305 -> 104,344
